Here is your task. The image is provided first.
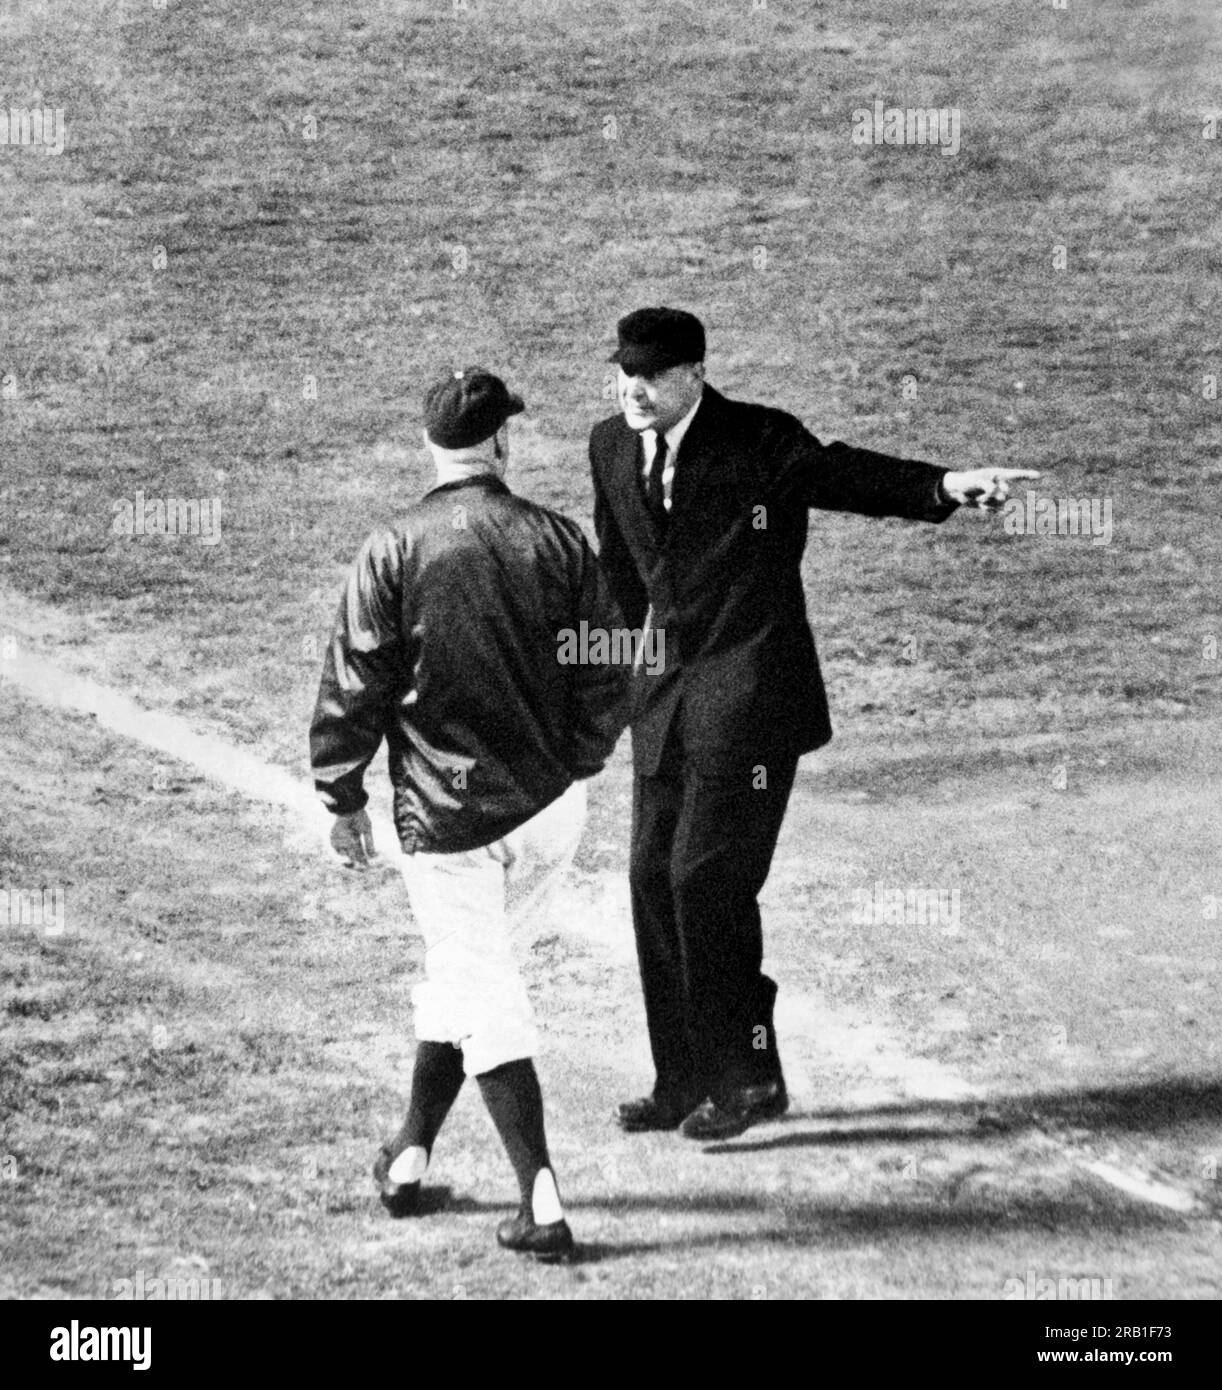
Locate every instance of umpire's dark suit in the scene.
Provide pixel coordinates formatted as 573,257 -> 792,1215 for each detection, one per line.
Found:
590,384 -> 956,1111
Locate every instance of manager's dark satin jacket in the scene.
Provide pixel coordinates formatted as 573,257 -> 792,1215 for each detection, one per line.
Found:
310,474 -> 630,853
589,386 -> 958,776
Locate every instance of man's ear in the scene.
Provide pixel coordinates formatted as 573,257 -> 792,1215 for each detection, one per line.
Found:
692,362 -> 706,384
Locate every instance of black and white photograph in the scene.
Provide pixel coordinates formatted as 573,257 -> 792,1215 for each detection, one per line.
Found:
1,0 -> 1218,1336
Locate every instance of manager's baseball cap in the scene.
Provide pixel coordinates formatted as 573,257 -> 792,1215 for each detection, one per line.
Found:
609,307 -> 706,376
424,367 -> 525,448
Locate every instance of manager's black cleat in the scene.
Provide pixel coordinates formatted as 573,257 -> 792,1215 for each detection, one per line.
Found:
372,1145 -> 423,1219
496,1210 -> 576,1263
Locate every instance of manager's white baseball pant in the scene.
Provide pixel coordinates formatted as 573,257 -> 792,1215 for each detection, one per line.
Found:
399,781 -> 587,1077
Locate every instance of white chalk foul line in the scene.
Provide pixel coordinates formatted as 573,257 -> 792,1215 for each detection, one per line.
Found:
1078,1160 -> 1204,1216
0,640 -> 335,842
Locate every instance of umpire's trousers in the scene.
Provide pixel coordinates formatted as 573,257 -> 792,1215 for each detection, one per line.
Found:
629,732 -> 798,1107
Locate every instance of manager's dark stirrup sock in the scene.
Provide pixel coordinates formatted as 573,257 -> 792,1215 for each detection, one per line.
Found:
390,1040 -> 467,1163
477,1059 -> 566,1225
376,1042 -> 466,1217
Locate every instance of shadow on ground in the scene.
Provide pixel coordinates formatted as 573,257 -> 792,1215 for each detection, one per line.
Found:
426,1189 -> 1181,1267
706,1075 -> 1222,1152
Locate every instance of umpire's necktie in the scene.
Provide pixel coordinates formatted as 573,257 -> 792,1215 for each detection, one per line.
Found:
646,434 -> 669,533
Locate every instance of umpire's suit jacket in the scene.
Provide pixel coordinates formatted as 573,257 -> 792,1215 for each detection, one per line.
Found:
590,386 -> 957,777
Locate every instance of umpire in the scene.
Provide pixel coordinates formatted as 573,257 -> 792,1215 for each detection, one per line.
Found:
311,367 -> 629,1260
590,307 -> 1037,1141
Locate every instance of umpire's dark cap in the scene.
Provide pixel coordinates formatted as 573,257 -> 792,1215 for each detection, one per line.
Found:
424,367 -> 525,448
610,307 -> 706,376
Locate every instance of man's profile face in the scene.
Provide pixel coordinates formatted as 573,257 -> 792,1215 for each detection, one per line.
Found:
617,362 -> 704,434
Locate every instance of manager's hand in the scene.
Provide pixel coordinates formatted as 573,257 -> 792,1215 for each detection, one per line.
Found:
941,467 -> 1041,511
330,808 -> 377,869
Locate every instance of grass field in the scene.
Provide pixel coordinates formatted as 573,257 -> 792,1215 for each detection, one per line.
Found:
2,0 -> 1221,1301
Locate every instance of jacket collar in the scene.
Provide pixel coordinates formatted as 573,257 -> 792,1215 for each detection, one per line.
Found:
424,472 -> 510,499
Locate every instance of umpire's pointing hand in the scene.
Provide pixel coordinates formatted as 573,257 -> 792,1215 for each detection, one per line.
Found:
330,808 -> 377,869
941,467 -> 1041,511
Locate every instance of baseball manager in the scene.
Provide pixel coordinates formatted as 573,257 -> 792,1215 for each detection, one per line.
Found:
311,367 -> 629,1260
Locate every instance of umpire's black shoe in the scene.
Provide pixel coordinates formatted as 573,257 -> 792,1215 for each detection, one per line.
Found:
496,1210 -> 576,1263
616,1094 -> 701,1132
680,1080 -> 789,1142
372,1145 -> 422,1219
